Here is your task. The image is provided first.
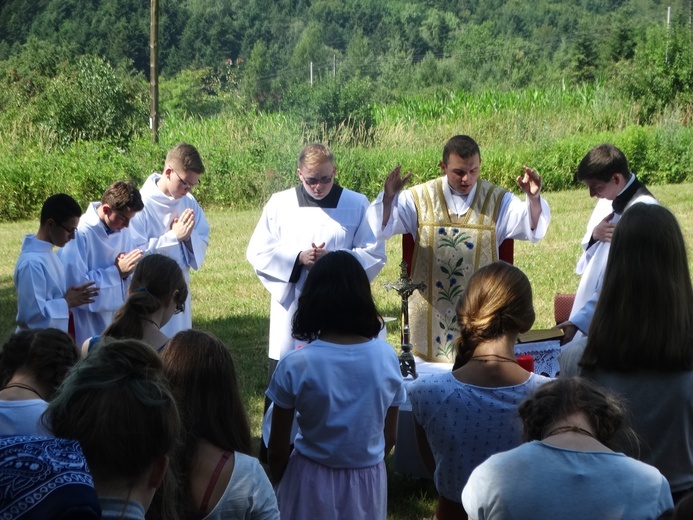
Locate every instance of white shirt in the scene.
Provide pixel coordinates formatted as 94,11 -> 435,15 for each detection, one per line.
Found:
129,173 -> 210,336
59,202 -> 137,344
13,235 -> 70,331
369,178 -> 551,246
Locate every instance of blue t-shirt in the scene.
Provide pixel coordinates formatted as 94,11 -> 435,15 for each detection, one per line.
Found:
266,338 -> 406,468
463,441 -> 673,519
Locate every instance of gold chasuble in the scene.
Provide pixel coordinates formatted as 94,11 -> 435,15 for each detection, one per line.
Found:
409,178 -> 507,362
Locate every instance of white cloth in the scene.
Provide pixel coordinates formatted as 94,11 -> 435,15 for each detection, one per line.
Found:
369,178 -> 551,245
203,452 -> 279,520
0,399 -> 51,436
13,235 -> 70,331
266,338 -> 406,468
58,202 -> 136,344
129,173 -> 210,336
462,441 -> 673,520
408,371 -> 551,502
246,187 -> 386,360
569,188 -> 658,335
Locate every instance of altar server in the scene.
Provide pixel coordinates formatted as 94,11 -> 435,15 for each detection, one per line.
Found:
14,194 -> 98,332
130,143 -> 210,336
247,143 -> 386,374
60,181 -> 144,344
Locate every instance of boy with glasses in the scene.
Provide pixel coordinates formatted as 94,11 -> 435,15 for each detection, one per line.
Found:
247,143 -> 386,376
14,194 -> 98,332
129,142 -> 210,336
59,181 -> 145,344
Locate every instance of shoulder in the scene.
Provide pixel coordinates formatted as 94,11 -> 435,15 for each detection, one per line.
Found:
338,187 -> 368,204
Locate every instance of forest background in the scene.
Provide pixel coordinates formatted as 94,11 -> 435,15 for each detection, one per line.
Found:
0,0 -> 692,220
1,2 -> 693,517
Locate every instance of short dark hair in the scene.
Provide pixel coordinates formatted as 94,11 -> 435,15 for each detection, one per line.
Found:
166,143 -> 205,174
101,181 -> 144,212
40,193 -> 82,225
575,143 -> 631,183
292,251 -> 383,342
519,377 -> 637,452
580,204 -> 693,371
443,135 -> 481,164
46,339 -> 180,485
0,328 -> 79,400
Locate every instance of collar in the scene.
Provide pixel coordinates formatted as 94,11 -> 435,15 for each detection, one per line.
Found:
612,174 -> 643,215
295,184 -> 343,208
443,178 -> 476,216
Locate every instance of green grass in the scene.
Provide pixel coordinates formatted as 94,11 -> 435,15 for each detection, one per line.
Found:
1,184 -> 692,519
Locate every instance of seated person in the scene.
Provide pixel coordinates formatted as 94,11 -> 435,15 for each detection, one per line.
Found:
161,330 -> 279,519
0,435 -> 100,519
83,254 -> 187,355
408,261 -> 551,519
45,338 -> 180,519
576,203 -> 693,502
462,378 -> 673,519
0,328 -> 79,436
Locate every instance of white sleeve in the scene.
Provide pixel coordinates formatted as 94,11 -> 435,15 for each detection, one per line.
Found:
495,192 -> 551,246
367,190 -> 419,240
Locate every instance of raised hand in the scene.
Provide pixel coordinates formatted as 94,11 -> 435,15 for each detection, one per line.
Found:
516,165 -> 542,199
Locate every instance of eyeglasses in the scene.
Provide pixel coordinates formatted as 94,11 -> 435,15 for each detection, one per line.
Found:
301,174 -> 334,186
56,222 -> 77,235
172,168 -> 198,189
174,301 -> 185,314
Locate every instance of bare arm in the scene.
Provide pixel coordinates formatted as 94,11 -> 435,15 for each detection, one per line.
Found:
413,416 -> 436,478
382,165 -> 412,228
268,404 -> 295,483
384,406 -> 399,457
516,165 -> 542,230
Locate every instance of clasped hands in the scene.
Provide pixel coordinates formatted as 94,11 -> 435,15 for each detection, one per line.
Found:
171,208 -> 195,242
300,242 -> 327,268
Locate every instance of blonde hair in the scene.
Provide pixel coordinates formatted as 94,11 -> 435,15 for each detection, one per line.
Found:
166,142 -> 205,174
298,143 -> 334,170
455,262 -> 535,366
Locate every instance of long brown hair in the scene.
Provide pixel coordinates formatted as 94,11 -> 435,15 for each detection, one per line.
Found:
161,330 -> 252,516
580,204 -> 693,371
454,261 -> 535,366
104,254 -> 187,340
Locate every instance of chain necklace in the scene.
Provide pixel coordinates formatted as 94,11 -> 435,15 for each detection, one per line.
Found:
141,317 -> 160,330
543,425 -> 597,440
469,354 -> 517,364
2,382 -> 44,401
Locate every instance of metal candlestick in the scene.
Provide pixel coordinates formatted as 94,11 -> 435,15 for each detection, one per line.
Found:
384,261 -> 426,379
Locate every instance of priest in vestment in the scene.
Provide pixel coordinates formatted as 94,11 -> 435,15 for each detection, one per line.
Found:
59,181 -> 144,344
368,135 -> 550,363
130,143 -> 210,337
247,143 -> 386,374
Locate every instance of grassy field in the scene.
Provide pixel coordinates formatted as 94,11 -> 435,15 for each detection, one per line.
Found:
0,184 -> 691,519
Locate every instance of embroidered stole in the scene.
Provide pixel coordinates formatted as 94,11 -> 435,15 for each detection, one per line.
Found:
409,178 -> 507,362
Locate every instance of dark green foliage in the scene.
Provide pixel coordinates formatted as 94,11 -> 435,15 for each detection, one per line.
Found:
284,76 -> 376,142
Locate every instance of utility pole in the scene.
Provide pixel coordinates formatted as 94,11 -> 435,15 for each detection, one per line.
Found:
150,0 -> 159,143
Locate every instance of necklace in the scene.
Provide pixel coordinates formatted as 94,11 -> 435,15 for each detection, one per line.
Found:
469,354 -> 517,363
2,382 -> 44,401
141,317 -> 160,329
543,425 -> 597,440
